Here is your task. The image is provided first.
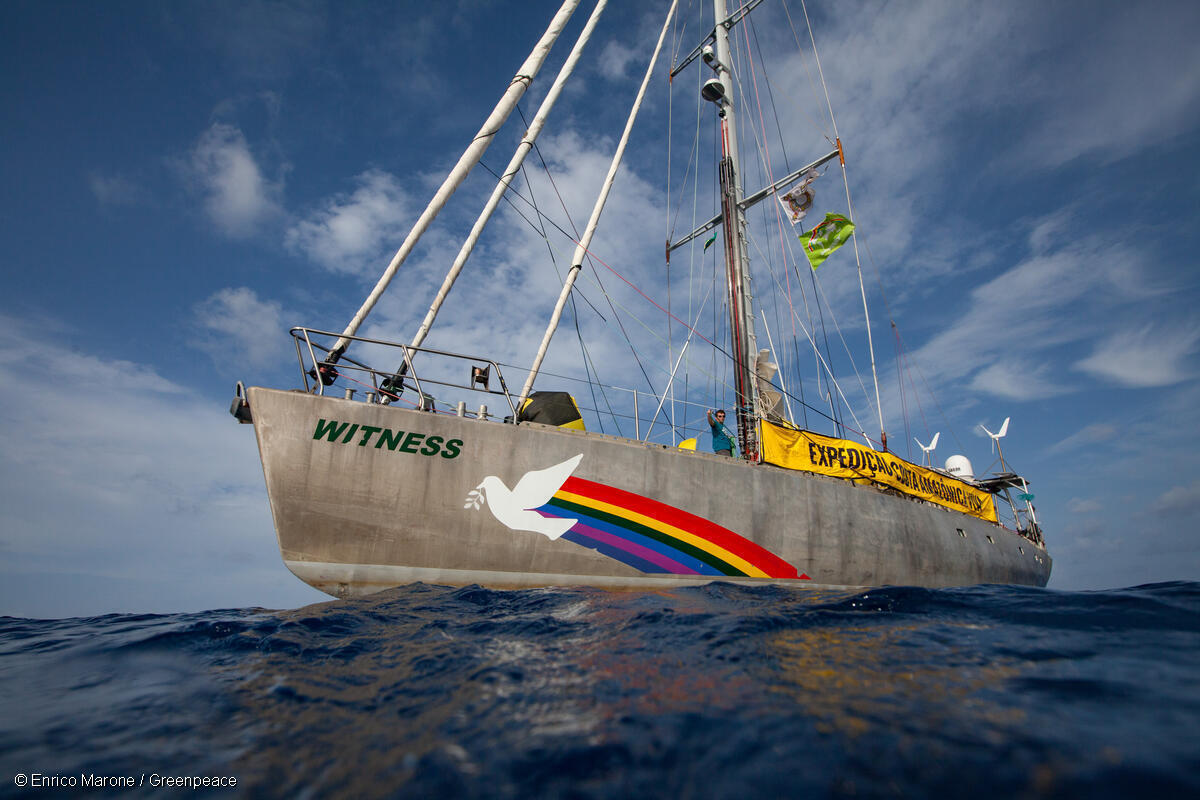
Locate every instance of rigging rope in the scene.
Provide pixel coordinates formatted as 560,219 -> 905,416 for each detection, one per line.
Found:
858,233 -> 967,454
797,0 -> 886,443
514,104 -> 615,434
480,137 -> 751,442
746,230 -> 873,445
482,153 -> 735,372
894,321 -> 912,459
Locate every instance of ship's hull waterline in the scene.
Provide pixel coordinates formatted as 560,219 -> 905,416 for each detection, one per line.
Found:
248,387 -> 1051,598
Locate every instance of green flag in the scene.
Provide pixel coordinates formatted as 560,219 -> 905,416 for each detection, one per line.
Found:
800,212 -> 855,269
703,232 -> 717,251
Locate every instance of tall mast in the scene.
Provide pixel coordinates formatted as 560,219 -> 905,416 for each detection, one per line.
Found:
711,0 -> 759,460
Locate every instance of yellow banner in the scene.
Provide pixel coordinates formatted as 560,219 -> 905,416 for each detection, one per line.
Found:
759,421 -> 998,523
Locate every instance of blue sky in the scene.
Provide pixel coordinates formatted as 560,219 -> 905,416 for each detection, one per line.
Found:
2,0 -> 1197,617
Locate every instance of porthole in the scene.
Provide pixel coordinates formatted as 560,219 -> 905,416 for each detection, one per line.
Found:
986,535 -> 995,544
956,528 -> 966,538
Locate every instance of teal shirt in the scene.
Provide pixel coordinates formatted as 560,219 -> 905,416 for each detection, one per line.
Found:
710,419 -> 735,453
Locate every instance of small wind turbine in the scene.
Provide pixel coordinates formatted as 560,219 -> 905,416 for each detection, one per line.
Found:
980,417 -> 1010,471
914,432 -> 940,467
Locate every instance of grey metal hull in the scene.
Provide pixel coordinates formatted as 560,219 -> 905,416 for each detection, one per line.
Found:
247,387 -> 1051,598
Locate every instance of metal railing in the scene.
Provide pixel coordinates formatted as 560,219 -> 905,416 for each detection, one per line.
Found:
290,327 -> 518,420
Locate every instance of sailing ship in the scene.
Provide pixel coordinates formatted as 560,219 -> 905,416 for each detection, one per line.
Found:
232,0 -> 1050,598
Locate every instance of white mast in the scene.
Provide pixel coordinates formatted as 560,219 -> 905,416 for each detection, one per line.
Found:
518,0 -> 680,406
329,0 -> 581,360
710,0 -> 760,460
410,0 -> 609,350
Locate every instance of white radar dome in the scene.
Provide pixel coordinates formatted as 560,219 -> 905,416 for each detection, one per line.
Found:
944,455 -> 974,481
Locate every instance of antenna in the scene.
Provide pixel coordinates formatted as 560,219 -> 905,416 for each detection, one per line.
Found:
980,417 -> 1010,470
913,432 -> 939,467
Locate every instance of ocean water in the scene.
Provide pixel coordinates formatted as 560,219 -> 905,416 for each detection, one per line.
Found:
1,582 -> 1198,799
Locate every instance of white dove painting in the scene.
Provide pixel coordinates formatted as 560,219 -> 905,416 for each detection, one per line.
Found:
464,454 -> 583,540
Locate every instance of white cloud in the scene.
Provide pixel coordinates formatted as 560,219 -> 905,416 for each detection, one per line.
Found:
285,169 -> 410,275
720,0 -> 1200,305
1066,498 -> 1102,514
968,360 -> 1068,401
1027,209 -> 1074,255
1047,423 -> 1117,454
597,40 -> 638,81
0,314 -> 184,398
189,122 -> 283,238
804,0 -> 1200,177
900,220 -> 1144,405
0,313 -> 326,617
88,171 -> 140,205
1151,479 -> 1200,518
1074,324 -> 1199,388
1016,2 -> 1200,167
193,287 -> 291,370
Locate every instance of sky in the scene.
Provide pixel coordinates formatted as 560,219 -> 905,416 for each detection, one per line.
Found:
1,0 -> 1198,618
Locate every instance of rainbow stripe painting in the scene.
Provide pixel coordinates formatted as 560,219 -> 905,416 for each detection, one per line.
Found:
535,476 -> 803,579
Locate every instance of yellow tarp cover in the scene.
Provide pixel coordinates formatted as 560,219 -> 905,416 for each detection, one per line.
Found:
759,420 -> 998,523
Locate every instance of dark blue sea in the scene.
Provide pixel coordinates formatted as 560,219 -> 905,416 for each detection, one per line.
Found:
2,582 -> 1198,799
